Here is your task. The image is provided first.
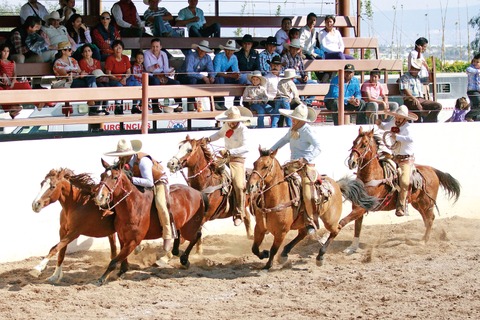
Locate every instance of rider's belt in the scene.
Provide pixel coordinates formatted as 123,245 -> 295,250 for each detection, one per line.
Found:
230,157 -> 245,164
394,154 -> 413,161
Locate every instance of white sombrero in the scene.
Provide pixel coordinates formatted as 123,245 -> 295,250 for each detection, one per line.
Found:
284,39 -> 302,49
384,105 -> 418,121
279,103 -> 317,123
191,40 -> 213,53
92,69 -> 106,78
215,105 -> 253,122
410,58 -> 423,70
104,139 -> 142,157
219,39 -> 240,52
45,11 -> 64,23
281,68 -> 301,80
247,70 -> 266,86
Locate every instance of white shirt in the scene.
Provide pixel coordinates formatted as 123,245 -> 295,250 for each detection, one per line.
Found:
209,122 -> 248,158
20,1 -> 49,24
382,120 -> 415,156
407,50 -> 429,79
299,25 -> 317,56
275,29 -> 289,54
111,2 -> 145,29
143,49 -> 170,74
264,72 -> 280,100
318,28 -> 345,53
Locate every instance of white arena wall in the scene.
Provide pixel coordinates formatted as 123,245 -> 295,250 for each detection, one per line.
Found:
0,123 -> 478,263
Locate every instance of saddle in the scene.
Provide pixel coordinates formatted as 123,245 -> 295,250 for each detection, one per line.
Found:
378,158 -> 423,194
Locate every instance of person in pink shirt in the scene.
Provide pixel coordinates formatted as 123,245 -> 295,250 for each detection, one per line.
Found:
361,68 -> 399,123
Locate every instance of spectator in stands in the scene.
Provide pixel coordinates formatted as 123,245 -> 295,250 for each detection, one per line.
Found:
259,36 -> 280,76
66,14 -> 101,62
275,17 -> 292,54
42,11 -> 76,51
91,12 -> 121,61
325,64 -> 367,125
143,38 -> 181,113
299,12 -> 323,60
407,37 -> 429,84
465,53 -> 480,121
274,69 -> 302,127
20,0 -> 49,25
57,0 -> 76,22
176,0 -> 221,38
78,44 -> 112,115
318,14 -> 353,60
213,39 -> 247,110
177,40 -> 215,110
7,16 -> 50,63
242,70 -> 270,128
446,97 -> 470,122
105,40 -> 131,115
144,0 -> 181,37
126,51 -> 145,114
111,0 -> 145,37
264,55 -> 282,105
400,59 -> 442,122
235,34 -> 260,84
0,44 -> 33,119
361,68 -> 399,123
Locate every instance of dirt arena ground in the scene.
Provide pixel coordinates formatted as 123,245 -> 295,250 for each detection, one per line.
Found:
0,216 -> 479,320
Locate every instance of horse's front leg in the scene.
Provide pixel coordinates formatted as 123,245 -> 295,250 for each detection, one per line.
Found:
179,230 -> 202,269
243,202 -> 254,239
95,239 -> 136,286
107,234 -> 118,259
263,231 -> 287,270
279,229 -> 307,265
316,230 -> 339,266
252,223 -> 269,260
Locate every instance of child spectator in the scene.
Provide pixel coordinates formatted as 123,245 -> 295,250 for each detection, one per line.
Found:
242,71 -> 270,128
446,97 -> 470,122
274,68 -> 302,127
466,53 -> 480,121
126,51 -> 145,114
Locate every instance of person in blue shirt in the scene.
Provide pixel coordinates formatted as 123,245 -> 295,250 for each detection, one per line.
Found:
177,40 -> 215,110
269,103 -> 321,235
176,0 -> 220,38
325,63 -> 367,125
259,36 -> 280,75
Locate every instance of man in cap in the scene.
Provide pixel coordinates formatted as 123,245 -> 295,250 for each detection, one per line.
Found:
104,139 -> 176,262
268,104 -> 321,235
206,106 -> 253,226
375,105 -> 418,217
400,59 -> 442,123
178,40 -> 215,110
325,63 -> 367,125
176,0 -> 221,38
259,36 -> 280,75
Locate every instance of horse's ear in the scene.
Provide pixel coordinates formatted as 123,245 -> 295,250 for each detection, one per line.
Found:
101,158 -> 110,169
369,128 -> 375,135
258,145 -> 262,154
359,126 -> 364,134
186,134 -> 191,140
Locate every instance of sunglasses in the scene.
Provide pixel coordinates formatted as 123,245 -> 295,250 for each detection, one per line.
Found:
63,48 -> 72,51
101,17 -> 111,20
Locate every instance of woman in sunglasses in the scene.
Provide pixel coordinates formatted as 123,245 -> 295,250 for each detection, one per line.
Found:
53,41 -> 96,88
91,11 -> 121,61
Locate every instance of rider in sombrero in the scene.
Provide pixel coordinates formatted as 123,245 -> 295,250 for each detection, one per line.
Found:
207,105 -> 253,226
104,139 -> 176,261
375,105 -> 418,217
268,103 -> 320,235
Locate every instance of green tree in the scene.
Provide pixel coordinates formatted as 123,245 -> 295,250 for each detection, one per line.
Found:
469,10 -> 480,54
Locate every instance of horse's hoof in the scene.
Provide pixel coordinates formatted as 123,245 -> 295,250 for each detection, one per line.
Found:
316,258 -> 324,267
94,279 -> 105,287
259,250 -> 270,260
343,246 -> 357,255
277,255 -> 288,265
29,269 -> 42,278
180,261 -> 190,270
134,244 -> 144,255
47,275 -> 62,284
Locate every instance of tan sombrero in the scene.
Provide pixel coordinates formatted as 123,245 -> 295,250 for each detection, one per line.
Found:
410,58 -> 423,70
284,39 -> 302,49
247,70 -> 266,86
191,40 -> 213,53
279,103 -> 317,123
215,105 -> 253,122
104,139 -> 142,157
384,105 -> 418,121
219,39 -> 240,52
281,68 -> 301,80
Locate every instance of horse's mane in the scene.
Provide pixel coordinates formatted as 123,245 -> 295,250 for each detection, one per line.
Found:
68,172 -> 97,195
198,139 -> 215,163
259,148 -> 272,157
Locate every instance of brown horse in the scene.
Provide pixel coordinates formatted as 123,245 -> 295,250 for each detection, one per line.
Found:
247,148 -> 378,269
343,127 -> 461,253
93,159 -> 207,285
31,168 -> 117,283
167,135 -> 253,239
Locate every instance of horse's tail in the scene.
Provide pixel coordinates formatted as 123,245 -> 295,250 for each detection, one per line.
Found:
337,177 -> 379,211
433,168 -> 461,204
201,191 -> 210,215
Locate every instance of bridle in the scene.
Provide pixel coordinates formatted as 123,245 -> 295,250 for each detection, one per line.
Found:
174,141 -> 216,184
349,136 -> 378,170
98,168 -> 132,211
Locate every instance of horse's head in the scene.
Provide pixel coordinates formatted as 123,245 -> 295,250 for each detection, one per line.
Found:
32,168 -> 73,213
348,127 -> 377,170
167,135 -> 209,173
247,146 -> 279,194
94,158 -> 126,208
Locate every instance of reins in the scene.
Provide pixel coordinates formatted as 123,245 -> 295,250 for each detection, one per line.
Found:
97,170 -> 132,211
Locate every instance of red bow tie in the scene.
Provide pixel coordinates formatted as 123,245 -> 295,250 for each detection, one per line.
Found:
391,127 -> 400,133
225,129 -> 234,138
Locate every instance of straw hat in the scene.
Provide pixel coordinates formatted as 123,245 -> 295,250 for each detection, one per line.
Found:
45,11 -> 64,23
191,40 -> 213,53
215,106 -> 253,122
279,103 -> 317,123
104,139 -> 142,157
284,39 -> 302,49
282,68 -> 301,80
384,105 -> 418,121
410,58 -> 423,70
219,39 -> 240,52
92,69 -> 106,78
57,41 -> 72,51
247,70 -> 266,86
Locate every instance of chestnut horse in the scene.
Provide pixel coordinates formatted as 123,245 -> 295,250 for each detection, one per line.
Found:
247,148 -> 379,269
167,135 -> 253,239
343,128 -> 461,253
94,159 -> 207,285
31,168 -> 117,283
